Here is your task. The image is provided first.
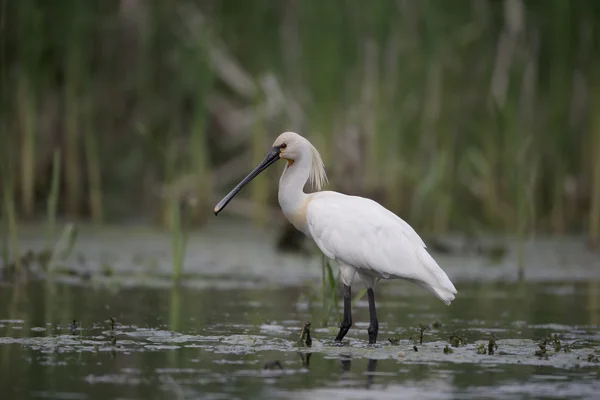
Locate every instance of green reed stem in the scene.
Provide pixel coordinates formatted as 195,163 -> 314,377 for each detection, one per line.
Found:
45,148 -> 61,251
83,102 -> 103,224
589,75 -> 600,246
170,201 -> 186,282
2,164 -> 21,272
17,74 -> 36,219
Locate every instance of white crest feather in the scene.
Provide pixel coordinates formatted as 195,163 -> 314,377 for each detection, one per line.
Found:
308,141 -> 328,191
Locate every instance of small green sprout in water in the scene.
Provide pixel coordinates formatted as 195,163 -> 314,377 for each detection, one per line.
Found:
443,345 -> 454,354
552,334 -> 561,352
488,334 -> 498,355
431,321 -> 442,329
108,317 -> 117,346
297,321 -> 312,347
449,331 -> 468,347
535,337 -> 549,358
418,324 -> 428,344
476,343 -> 487,354
409,324 -> 429,345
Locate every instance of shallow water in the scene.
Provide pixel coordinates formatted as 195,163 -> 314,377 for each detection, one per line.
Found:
1,278 -> 599,399
2,222 -> 600,399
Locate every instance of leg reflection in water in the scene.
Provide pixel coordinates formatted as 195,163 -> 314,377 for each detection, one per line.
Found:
296,352 -> 378,388
366,358 -> 378,388
338,354 -> 379,389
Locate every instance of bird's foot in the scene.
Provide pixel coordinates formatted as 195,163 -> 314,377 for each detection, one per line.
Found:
367,324 -> 379,345
334,321 -> 352,343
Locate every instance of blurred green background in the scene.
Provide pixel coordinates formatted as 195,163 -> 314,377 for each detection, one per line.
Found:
1,0 -> 600,243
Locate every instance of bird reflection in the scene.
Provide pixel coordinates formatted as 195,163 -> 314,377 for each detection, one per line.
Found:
298,352 -> 378,389
366,358 -> 378,388
340,353 -> 352,373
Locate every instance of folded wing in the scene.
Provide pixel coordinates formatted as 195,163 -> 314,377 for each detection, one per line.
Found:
306,192 -> 457,304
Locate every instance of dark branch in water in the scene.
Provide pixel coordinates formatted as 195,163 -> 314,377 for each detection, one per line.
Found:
298,321 -> 312,347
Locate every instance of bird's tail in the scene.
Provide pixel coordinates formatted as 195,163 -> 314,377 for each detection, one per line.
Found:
416,247 -> 458,305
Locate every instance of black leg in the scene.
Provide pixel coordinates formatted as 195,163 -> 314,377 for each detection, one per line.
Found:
367,288 -> 379,344
334,284 -> 352,342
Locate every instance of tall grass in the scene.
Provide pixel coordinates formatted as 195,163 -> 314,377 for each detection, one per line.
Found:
17,74 -> 36,219
45,149 -> 61,251
165,140 -> 187,282
170,200 -> 187,283
320,255 -> 340,325
64,39 -> 82,217
83,97 -> 103,224
1,0 -> 599,240
589,62 -> 600,247
15,0 -> 42,219
1,149 -> 21,272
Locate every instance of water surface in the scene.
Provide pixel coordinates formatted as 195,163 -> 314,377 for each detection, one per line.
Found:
1,223 -> 600,399
1,278 -> 599,399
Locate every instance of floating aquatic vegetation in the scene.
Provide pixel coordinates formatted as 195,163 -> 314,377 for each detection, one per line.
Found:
476,343 -> 486,354
449,331 -> 468,348
552,334 -> 562,352
409,324 -> 429,345
534,333 -> 580,358
443,345 -> 454,354
535,336 -> 549,358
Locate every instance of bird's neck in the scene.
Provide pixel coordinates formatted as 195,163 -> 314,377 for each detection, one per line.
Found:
278,155 -> 311,219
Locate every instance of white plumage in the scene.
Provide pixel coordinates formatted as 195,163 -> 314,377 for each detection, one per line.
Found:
214,131 -> 457,344
306,191 -> 457,304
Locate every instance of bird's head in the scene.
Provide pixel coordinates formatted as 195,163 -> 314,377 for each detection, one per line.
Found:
214,131 -> 326,216
272,131 -> 308,165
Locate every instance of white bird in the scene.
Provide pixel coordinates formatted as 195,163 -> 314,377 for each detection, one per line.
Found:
214,132 -> 457,344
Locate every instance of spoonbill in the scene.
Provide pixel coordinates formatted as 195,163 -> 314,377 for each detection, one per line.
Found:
214,132 -> 457,344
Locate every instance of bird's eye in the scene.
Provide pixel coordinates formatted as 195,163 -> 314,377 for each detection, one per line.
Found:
280,143 -> 287,149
